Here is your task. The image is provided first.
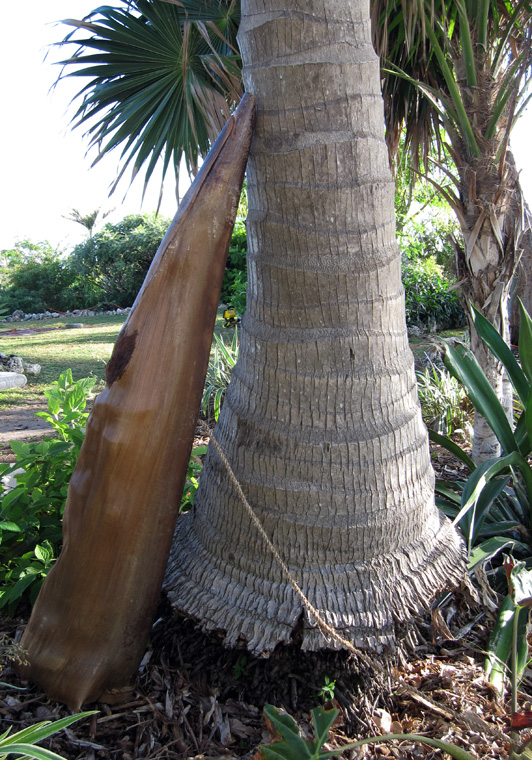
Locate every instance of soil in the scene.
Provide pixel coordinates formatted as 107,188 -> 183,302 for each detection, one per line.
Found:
0,403 -> 53,458
0,403 -> 529,759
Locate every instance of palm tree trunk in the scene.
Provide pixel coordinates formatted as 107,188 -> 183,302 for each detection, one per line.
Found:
165,0 -> 465,654
510,227 -> 532,346
455,152 -> 525,461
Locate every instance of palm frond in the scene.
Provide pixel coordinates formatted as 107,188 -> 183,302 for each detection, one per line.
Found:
55,0 -> 242,194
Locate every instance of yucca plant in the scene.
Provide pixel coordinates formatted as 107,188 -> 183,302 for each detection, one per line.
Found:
0,712 -> 96,760
56,0 -> 242,194
202,328 -> 239,422
417,359 -> 473,440
434,299 -> 532,691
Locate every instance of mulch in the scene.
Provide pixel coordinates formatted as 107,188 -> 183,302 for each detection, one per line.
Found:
1,580 -> 529,759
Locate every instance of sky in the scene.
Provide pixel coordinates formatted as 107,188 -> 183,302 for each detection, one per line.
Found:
1,1 -> 183,254
1,2 -> 532,255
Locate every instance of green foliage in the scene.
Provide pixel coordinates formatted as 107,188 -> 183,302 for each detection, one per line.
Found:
0,242 -> 73,314
402,257 -> 465,331
233,655 -> 248,680
399,210 -> 459,274
56,0 -> 241,190
202,329 -> 239,422
433,301 -> 532,691
68,214 -> 170,307
317,676 -> 336,703
0,216 -> 173,313
180,446 -> 207,513
237,179 -> 248,220
221,221 -> 247,312
0,712 -> 97,760
395,153 -> 460,271
0,370 -> 94,614
258,704 -> 477,760
417,361 -> 473,440
229,275 -> 247,316
0,363 -> 211,613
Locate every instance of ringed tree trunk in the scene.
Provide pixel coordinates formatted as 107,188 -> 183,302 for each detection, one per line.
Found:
452,149 -> 526,462
165,0 -> 465,655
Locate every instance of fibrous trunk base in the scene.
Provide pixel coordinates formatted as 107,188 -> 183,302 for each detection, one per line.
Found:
166,487 -> 464,654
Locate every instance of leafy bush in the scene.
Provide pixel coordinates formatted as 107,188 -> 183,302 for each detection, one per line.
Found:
221,221 -> 247,312
0,367 -> 209,614
229,274 -> 247,316
68,213 -> 170,308
398,206 -> 459,274
202,330 -> 239,422
403,257 -> 465,331
180,446 -> 208,513
0,241 -> 74,314
0,371 -> 95,614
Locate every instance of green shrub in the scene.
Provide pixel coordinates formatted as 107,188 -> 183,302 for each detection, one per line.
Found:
402,257 -> 465,330
68,213 -> 170,308
202,330 -> 239,422
0,368 -> 208,614
0,241 -> 74,314
417,361 -> 473,441
229,274 -> 247,316
0,370 -> 95,614
180,446 -> 208,513
433,301 -> 532,692
220,221 -> 247,311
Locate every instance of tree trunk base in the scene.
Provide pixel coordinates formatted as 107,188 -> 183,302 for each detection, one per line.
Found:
165,508 -> 465,655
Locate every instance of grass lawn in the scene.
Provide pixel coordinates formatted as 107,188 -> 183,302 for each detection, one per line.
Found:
0,308 -> 464,411
0,310 -> 230,409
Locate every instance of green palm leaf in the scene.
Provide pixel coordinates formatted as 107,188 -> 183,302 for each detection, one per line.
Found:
56,0 -> 242,193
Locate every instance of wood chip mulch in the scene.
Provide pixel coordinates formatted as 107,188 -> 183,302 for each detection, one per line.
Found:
1,585 -> 531,760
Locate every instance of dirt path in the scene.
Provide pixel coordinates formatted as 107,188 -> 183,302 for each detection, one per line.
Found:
0,403 -> 52,462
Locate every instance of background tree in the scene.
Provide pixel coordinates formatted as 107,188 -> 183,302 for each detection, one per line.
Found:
63,207 -> 113,237
0,241 -> 72,314
372,0 -> 532,460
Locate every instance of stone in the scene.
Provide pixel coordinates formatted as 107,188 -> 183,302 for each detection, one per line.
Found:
23,362 -> 41,376
0,372 -> 26,390
0,355 -> 24,373
65,323 -> 84,329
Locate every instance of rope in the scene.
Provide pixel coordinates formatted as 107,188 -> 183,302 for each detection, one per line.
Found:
199,421 -> 384,672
